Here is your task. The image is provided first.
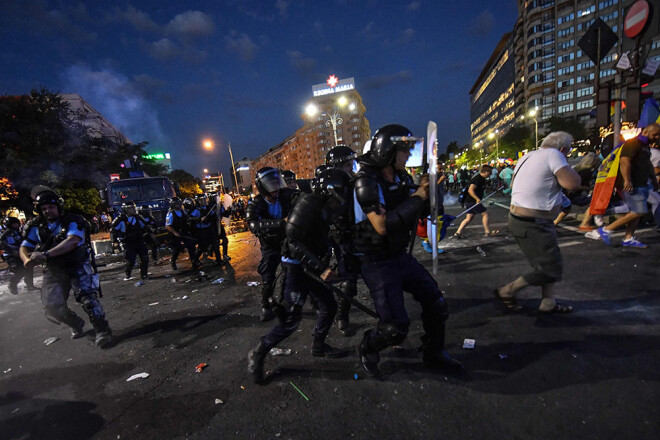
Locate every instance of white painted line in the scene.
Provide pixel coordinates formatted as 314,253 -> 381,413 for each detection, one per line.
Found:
559,241 -> 581,248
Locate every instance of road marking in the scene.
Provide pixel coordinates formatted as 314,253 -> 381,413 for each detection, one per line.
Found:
559,241 -> 581,248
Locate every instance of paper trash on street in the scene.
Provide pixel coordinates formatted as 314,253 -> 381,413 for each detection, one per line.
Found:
126,372 -> 150,381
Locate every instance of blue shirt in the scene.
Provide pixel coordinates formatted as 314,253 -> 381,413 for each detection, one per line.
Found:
165,210 -> 184,226
190,208 -> 214,228
266,198 -> 282,219
114,216 -> 146,233
22,219 -> 85,249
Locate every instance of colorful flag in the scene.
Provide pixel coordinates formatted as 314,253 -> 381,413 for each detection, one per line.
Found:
589,144 -> 623,216
638,98 -> 660,128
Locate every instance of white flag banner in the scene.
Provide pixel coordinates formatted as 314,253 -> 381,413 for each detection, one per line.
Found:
642,59 -> 660,76
616,52 -> 631,70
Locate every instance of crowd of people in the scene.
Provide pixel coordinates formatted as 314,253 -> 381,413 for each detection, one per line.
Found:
2,122 -> 659,383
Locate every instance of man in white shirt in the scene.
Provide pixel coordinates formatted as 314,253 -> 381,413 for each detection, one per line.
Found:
494,132 -> 581,314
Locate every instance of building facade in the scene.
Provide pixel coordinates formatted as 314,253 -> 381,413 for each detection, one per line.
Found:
61,93 -> 131,146
473,0 -> 660,142
470,33 -> 516,144
250,75 -> 371,185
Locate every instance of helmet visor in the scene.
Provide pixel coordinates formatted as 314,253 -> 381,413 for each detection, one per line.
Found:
390,135 -> 423,151
259,169 -> 284,193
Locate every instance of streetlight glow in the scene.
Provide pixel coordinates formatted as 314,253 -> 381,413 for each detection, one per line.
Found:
337,96 -> 348,107
203,139 -> 214,150
203,168 -> 208,173
348,102 -> 356,111
305,104 -> 318,117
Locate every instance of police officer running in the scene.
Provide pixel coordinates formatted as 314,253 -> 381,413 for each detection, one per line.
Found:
112,202 -> 151,280
190,194 -> 225,266
325,145 -> 360,336
1,217 -> 38,294
246,167 -> 297,322
247,168 -> 351,383
353,125 -> 462,377
19,190 -> 112,347
166,197 -> 201,271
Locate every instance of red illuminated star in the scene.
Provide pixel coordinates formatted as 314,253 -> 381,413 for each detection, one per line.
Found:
326,75 -> 339,87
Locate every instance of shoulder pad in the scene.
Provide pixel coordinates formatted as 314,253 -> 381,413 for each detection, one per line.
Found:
286,194 -> 322,242
354,175 -> 382,214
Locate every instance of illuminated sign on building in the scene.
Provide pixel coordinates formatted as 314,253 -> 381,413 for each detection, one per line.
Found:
312,76 -> 355,97
143,152 -> 171,160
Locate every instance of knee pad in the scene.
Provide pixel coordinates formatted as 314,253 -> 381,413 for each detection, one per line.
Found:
80,294 -> 106,322
339,280 -> 357,298
377,321 -> 408,346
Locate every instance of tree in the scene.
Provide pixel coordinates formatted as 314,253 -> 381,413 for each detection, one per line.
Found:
439,141 -> 460,162
546,116 -> 587,141
168,169 -> 202,198
59,185 -> 102,216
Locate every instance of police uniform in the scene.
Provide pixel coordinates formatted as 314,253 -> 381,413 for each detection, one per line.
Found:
166,207 -> 201,270
352,125 -> 462,376
247,169 -> 351,383
246,171 -> 296,321
139,209 -> 159,261
112,212 -> 150,279
190,202 -> 224,266
21,193 -> 111,347
0,219 -> 36,294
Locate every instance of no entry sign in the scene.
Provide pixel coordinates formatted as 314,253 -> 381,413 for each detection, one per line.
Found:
624,0 -> 650,38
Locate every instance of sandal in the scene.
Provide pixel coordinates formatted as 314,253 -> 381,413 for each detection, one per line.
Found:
485,230 -> 500,237
492,289 -> 522,312
538,302 -> 573,314
452,233 -> 465,239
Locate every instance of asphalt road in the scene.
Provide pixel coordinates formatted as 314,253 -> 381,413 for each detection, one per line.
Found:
1,198 -> 659,440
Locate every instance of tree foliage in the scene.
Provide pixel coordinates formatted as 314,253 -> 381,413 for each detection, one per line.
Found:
168,169 -> 202,198
546,116 -> 587,141
59,186 -> 102,216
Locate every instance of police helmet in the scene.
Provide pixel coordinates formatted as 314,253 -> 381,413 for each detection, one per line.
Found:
34,190 -> 64,214
281,170 -> 296,183
312,168 -> 352,204
3,216 -> 20,228
196,193 -> 209,205
169,197 -> 182,208
121,202 -> 137,215
359,124 -> 419,167
314,164 -> 327,178
183,197 -> 196,210
255,167 -> 285,195
325,145 -> 356,166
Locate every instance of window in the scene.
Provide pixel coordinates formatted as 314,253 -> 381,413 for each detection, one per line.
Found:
542,108 -> 555,118
599,69 -> 616,77
598,0 -> 618,9
576,61 -> 592,70
558,103 -> 574,113
558,65 -> 574,75
576,99 -> 593,110
558,91 -> 574,101
601,54 -> 616,63
577,86 -> 594,97
577,5 -> 595,17
558,78 -> 575,88
577,73 -> 594,83
557,12 -> 574,24
601,11 -> 618,22
558,52 -> 574,63
577,19 -> 595,31
558,27 -> 574,37
559,40 -> 575,50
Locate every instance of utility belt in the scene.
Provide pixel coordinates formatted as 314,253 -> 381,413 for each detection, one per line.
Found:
509,212 -> 552,224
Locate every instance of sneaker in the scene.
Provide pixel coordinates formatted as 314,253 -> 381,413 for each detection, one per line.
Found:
621,237 -> 648,248
594,215 -> 604,227
421,241 -> 433,253
597,227 -> 611,246
585,230 -> 600,240
123,276 -> 133,281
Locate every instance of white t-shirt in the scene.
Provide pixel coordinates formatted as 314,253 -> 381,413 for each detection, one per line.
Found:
511,148 -> 569,211
650,147 -> 660,169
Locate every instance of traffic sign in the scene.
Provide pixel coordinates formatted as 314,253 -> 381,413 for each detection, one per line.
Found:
624,0 -> 650,38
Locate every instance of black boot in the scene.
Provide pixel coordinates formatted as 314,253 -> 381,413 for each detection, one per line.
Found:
81,295 -> 112,348
311,337 -> 343,358
420,327 -> 463,374
260,282 -> 276,322
336,296 -> 355,337
356,330 -> 381,377
247,340 -> 269,384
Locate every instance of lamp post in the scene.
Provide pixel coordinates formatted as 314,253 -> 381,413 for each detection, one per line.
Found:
473,140 -> 484,166
227,142 -> 240,194
305,97 -> 355,146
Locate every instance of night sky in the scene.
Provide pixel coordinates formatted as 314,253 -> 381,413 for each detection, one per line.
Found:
1,0 -> 518,178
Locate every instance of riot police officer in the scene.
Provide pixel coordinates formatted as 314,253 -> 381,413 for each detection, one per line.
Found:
138,206 -> 159,262
190,194 -> 225,266
352,125 -> 462,376
166,197 -> 201,271
19,190 -> 112,347
1,217 -> 37,294
112,202 -> 151,280
325,145 -> 360,336
281,170 -> 298,189
247,168 -> 351,384
246,167 -> 297,322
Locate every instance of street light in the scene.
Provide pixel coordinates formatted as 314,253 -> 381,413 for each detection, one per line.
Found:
488,129 -> 499,162
521,107 -> 539,149
305,96 -> 353,146
473,140 -> 484,166
203,139 -> 214,150
203,168 -> 208,174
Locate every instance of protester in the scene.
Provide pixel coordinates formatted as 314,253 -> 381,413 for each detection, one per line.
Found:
586,123 -> 660,248
494,131 -> 581,313
453,164 -> 498,238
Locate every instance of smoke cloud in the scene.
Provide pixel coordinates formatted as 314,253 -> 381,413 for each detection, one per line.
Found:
60,65 -> 169,149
